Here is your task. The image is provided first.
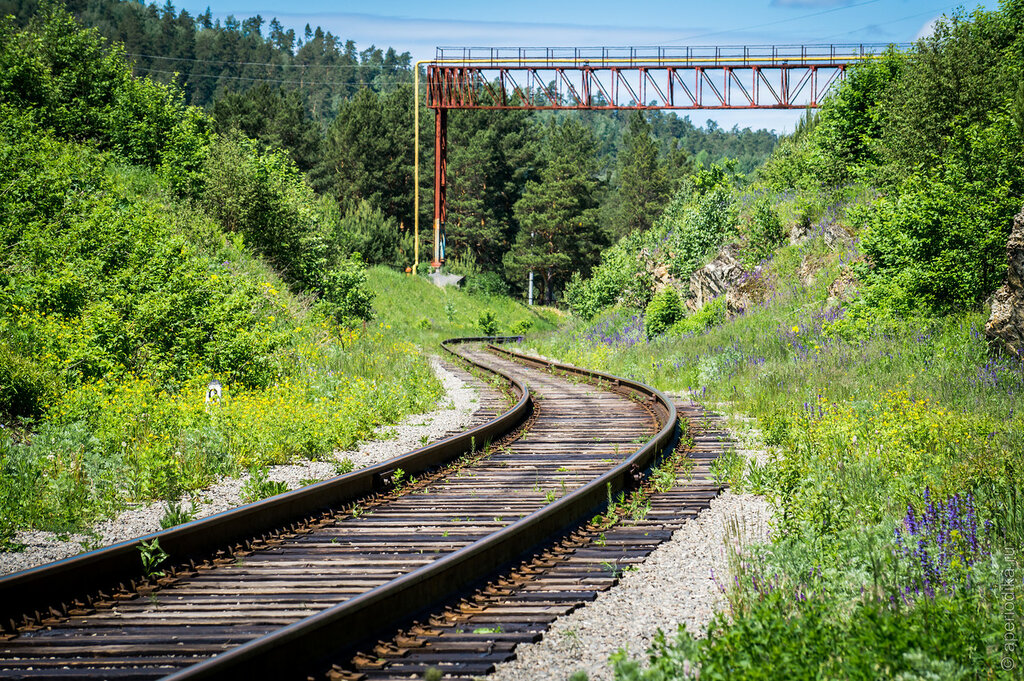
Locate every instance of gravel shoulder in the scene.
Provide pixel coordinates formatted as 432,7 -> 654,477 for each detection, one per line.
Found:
489,399 -> 774,681
489,491 -> 771,681
0,357 -> 481,576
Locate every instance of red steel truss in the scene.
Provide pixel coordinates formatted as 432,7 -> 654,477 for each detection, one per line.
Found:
419,44 -> 896,266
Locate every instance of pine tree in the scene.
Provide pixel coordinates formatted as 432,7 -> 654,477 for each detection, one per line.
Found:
613,110 -> 669,237
312,86 -> 415,227
505,119 -> 606,302
212,84 -> 323,172
446,106 -> 540,271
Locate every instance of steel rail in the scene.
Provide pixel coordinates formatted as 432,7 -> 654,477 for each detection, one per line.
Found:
161,343 -> 678,679
0,337 -> 530,631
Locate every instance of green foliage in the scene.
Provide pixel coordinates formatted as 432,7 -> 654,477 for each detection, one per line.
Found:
671,297 -> 726,337
333,457 -> 355,476
0,335 -> 58,419
613,111 -> 670,236
856,145 -> 1018,314
527,235 -> 1023,679
644,288 -> 684,339
708,449 -> 745,488
313,86 -> 417,228
877,7 -> 1021,178
564,229 -> 654,320
566,162 -> 739,322
159,499 -> 197,529
138,538 -> 168,578
0,11 -> 441,539
240,465 -> 289,503
477,309 -> 499,336
465,272 -> 510,298
741,195 -> 786,267
0,115 -> 284,404
315,258 -> 375,325
0,8 -> 212,176
660,177 -> 740,282
616,589 -> 1009,681
446,106 -> 540,271
202,134 -> 331,290
510,319 -> 533,335
506,118 -> 607,303
334,200 -> 413,269
0,0 -> 413,120
753,3 -> 1024,313
212,84 -> 323,172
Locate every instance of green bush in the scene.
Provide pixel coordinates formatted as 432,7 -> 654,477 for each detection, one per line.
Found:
665,163 -> 740,274
334,199 -> 412,269
0,9 -> 212,178
510,319 -> 533,335
671,297 -> 726,336
316,257 -> 374,325
0,118 -> 286,402
202,134 -> 332,290
564,230 -> 654,320
857,162 -> 1017,314
478,309 -> 499,336
644,288 -> 684,339
742,195 -> 786,267
0,337 -> 59,419
465,271 -> 510,297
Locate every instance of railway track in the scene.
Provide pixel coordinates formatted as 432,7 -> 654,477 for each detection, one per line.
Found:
331,403 -> 731,681
0,339 -> 679,680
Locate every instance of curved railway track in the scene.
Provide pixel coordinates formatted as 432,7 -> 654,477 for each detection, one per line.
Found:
0,339 -> 678,680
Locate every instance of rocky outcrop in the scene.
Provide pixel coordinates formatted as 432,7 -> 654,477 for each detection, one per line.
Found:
985,207 -> 1024,357
789,218 -> 852,248
651,262 -> 673,292
825,266 -> 860,311
685,245 -> 769,315
688,245 -> 744,311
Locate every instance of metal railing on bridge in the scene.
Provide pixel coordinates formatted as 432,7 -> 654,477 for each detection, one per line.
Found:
426,43 -> 902,110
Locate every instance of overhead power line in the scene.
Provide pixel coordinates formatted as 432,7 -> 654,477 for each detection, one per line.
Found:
126,52 -> 413,69
666,0 -> 885,43
133,66 -> 410,87
813,3 -> 956,42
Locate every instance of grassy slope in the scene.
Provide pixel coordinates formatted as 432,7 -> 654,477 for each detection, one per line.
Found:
520,235 -> 1023,679
366,266 -> 564,349
0,155 -> 445,543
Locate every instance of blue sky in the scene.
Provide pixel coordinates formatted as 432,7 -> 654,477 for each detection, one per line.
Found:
173,0 -> 998,133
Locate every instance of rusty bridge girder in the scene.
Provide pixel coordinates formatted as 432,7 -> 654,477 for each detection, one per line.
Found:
427,63 -> 847,110
418,44 -> 898,266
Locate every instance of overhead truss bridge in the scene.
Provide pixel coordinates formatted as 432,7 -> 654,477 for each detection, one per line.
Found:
414,44 -> 898,266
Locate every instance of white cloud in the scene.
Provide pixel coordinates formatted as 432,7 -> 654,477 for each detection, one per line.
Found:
914,15 -> 943,41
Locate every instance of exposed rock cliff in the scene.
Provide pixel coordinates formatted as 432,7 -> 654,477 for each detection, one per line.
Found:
985,207 -> 1024,357
686,245 -> 770,315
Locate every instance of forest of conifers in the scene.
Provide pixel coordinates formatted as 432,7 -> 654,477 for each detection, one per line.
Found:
1,0 -> 778,304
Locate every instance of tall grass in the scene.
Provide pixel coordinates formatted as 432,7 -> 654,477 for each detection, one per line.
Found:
0,322 -> 442,544
523,236 -> 1023,678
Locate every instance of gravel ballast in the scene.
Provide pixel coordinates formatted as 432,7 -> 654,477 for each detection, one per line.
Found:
488,491 -> 772,681
0,358 -> 482,576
